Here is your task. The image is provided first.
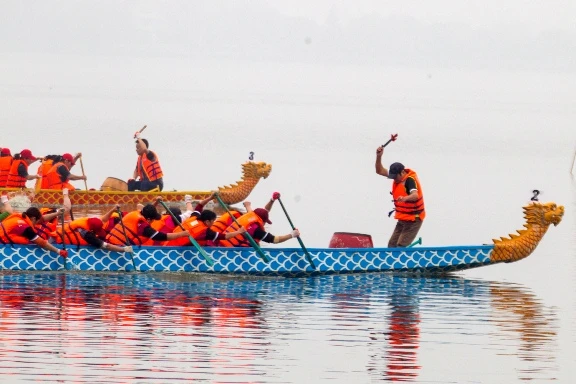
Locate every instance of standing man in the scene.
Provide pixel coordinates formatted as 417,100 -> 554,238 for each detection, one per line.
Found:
128,132 -> 164,192
375,147 -> 425,248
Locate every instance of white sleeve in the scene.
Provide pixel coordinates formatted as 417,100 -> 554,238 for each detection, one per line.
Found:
180,210 -> 193,221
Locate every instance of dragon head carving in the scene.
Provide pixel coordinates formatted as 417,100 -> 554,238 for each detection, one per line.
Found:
242,161 -> 272,180
524,202 -> 564,227
491,201 -> 564,263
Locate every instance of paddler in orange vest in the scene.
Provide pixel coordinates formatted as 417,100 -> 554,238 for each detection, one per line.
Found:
208,192 -> 279,246
218,203 -> 300,247
165,205 -> 248,247
5,149 -> 41,189
146,194 -> 215,245
37,154 -> 79,189
0,148 -> 14,188
0,207 -> 68,258
128,132 -> 164,192
375,147 -> 425,247
44,153 -> 86,190
105,203 -> 189,246
53,213 -> 133,253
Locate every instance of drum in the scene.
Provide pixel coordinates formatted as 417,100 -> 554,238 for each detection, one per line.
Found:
100,177 -> 128,192
328,232 -> 374,248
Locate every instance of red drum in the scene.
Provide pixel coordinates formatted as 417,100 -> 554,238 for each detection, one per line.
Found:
328,232 -> 374,248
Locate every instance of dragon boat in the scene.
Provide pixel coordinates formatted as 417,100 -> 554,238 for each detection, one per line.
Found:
0,161 -> 271,206
0,202 -> 563,275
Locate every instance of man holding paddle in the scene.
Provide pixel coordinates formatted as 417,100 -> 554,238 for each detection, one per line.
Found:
375,141 -> 425,248
128,130 -> 164,192
218,203 -> 300,247
44,153 -> 86,190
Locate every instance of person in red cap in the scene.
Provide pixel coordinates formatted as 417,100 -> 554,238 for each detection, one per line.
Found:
5,149 -> 41,188
0,206 -> 68,258
217,192 -> 300,247
52,204 -> 133,253
375,146 -> 426,247
44,152 -> 86,190
0,148 -> 14,187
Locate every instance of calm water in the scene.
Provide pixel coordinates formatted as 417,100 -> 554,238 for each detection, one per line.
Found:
1,53 -> 575,382
0,272 -> 565,383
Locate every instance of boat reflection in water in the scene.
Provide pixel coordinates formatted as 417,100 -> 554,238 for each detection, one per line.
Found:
0,272 -> 559,382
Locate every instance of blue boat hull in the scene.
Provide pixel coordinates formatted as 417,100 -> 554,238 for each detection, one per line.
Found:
0,244 -> 495,275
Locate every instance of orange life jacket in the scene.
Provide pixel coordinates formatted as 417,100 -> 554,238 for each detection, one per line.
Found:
142,215 -> 175,245
0,213 -> 36,245
0,156 -> 13,187
35,221 -> 57,240
136,151 -> 163,182
210,211 -> 241,233
34,208 -> 58,240
38,159 -> 54,189
165,216 -> 209,246
106,211 -> 148,246
102,216 -> 119,233
44,162 -> 70,190
5,159 -> 28,188
53,217 -> 97,246
218,211 -> 264,247
392,169 -> 426,221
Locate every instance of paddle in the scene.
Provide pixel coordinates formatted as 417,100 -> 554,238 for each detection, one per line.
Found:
214,192 -> 270,263
34,177 -> 42,194
407,237 -> 422,248
33,156 -> 45,194
276,195 -> 315,269
571,146 -> 576,175
158,200 -> 214,266
116,207 -> 136,269
79,155 -> 88,191
134,125 -> 147,138
59,210 -> 69,270
381,133 -> 398,148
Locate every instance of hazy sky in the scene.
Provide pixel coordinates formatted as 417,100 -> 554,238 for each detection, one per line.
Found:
271,0 -> 576,31
1,1 -> 575,71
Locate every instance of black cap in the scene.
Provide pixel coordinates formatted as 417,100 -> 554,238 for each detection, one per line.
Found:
388,162 -> 405,179
142,204 -> 161,220
136,138 -> 150,148
168,206 -> 182,217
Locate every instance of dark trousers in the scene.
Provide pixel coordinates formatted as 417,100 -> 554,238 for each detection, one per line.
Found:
128,178 -> 164,192
388,219 -> 423,248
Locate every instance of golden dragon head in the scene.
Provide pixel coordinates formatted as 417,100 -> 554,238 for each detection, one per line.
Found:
524,202 -> 564,227
491,201 -> 564,263
242,161 -> 272,180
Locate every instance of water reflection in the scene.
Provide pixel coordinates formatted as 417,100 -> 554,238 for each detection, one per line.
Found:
490,284 -> 559,381
0,272 -> 559,383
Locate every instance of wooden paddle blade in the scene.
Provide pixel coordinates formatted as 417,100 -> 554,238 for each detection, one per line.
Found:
79,157 -> 88,191
34,177 -> 42,194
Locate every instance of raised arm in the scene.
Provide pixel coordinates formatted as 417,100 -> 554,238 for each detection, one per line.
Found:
264,192 -> 280,212
197,192 -> 216,208
101,204 -> 121,223
375,147 -> 389,177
